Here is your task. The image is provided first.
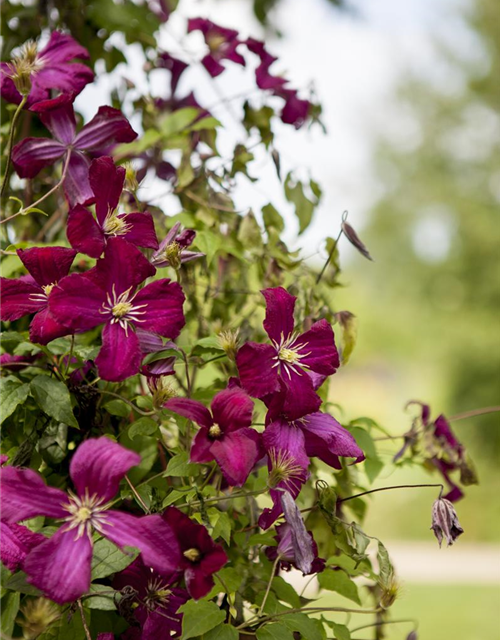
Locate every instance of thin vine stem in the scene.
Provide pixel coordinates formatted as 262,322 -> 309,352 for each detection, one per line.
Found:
315,212 -> 346,284
237,606 -> 380,631
125,475 -> 150,513
77,599 -> 92,640
0,95 -> 27,198
340,483 -> 444,503
448,405 -> 500,421
259,555 -> 280,616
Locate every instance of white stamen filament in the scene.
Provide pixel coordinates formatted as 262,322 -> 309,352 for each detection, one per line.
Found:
100,284 -> 148,334
271,332 -> 312,379
61,489 -> 111,540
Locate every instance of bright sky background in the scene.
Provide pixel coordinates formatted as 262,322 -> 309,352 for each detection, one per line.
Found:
75,0 -> 479,259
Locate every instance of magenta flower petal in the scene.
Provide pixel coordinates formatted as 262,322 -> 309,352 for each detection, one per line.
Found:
34,94 -> 77,144
92,237 -> 155,295
64,151 -> 94,207
133,279 -> 185,339
49,273 -> 107,331
39,31 -> 90,64
236,342 -> 280,399
99,512 -> 181,576
210,428 -> 260,486
67,204 -> 106,258
263,419 -> 310,472
301,412 -> 364,468
210,387 -> 254,432
280,367 -> 322,420
29,306 -> 72,345
296,319 -> 339,375
0,278 -> 45,320
165,398 -> 213,429
95,322 -> 142,382
74,106 -> 138,151
0,466 -> 68,522
88,156 -> 125,226
17,246 -> 77,288
12,137 -> 66,178
262,287 -> 296,344
0,521 -> 45,572
190,428 -> 214,463
121,212 -> 159,250
0,63 -> 48,106
36,62 -> 94,96
23,528 -> 92,604
69,437 -> 141,503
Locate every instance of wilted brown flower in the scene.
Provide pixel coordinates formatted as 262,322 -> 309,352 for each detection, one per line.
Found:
431,497 -> 464,547
341,218 -> 374,261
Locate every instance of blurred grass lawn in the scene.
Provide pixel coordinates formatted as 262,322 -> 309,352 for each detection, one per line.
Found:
318,583 -> 500,640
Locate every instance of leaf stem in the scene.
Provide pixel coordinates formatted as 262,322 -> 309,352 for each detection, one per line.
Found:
448,405 -> 500,421
315,214 -> 346,284
259,555 -> 280,616
237,605 -> 380,631
125,475 -> 150,513
77,599 -> 92,640
340,483 -> 444,503
0,95 -> 27,198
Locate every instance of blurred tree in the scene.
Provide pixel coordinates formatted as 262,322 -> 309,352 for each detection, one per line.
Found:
360,0 -> 500,454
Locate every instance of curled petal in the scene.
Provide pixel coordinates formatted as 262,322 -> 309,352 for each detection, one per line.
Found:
17,246 -> 77,287
301,412 -> 364,468
210,387 -> 254,432
23,528 -> 92,604
93,237 -> 155,295
211,429 -> 261,486
280,490 -> 314,574
262,287 -> 296,343
67,205 -> 106,258
70,437 -> 141,503
0,466 -> 68,522
190,428 -> 214,463
0,278 -> 45,321
29,307 -> 72,345
165,398 -> 213,429
0,521 -> 45,572
39,31 -> 90,64
236,342 -> 280,399
32,94 -> 77,144
133,279 -> 185,339
280,367 -> 322,421
95,322 -> 142,382
74,106 -> 137,152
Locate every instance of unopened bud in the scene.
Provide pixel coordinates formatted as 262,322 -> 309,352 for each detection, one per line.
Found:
341,215 -> 374,261
9,59 -> 33,96
379,574 -> 400,609
17,598 -> 59,640
431,497 -> 464,547
218,329 -> 240,361
164,241 -> 182,270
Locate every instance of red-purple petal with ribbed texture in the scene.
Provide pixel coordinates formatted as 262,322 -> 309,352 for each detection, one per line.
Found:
36,62 -> 94,96
262,286 -> 296,343
165,398 -> 213,429
89,156 -> 126,225
133,279 -> 185,339
48,273 -> 107,331
69,437 -> 141,503
93,237 -> 155,295
120,212 -> 159,250
210,428 -> 260,486
190,428 -> 214,463
296,319 -> 339,375
236,342 -> 280,399
29,306 -> 72,345
11,137 -> 66,178
210,387 -> 254,432
0,466 -> 68,522
64,151 -> 94,207
74,106 -> 137,151
301,412 -> 364,468
100,512 -> 181,576
0,522 -> 45,572
33,95 -> 77,143
280,367 -> 322,421
17,246 -> 77,287
39,31 -> 90,64
67,205 -> 106,258
0,278 -> 46,320
95,322 -> 142,382
23,528 -> 92,604
0,63 -> 49,106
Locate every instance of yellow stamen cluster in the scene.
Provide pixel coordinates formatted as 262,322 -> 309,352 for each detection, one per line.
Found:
7,40 -> 42,97
267,448 -> 304,490
208,424 -> 222,438
42,282 -> 56,296
183,547 -> 201,562
278,347 -> 300,364
103,211 -> 130,236
218,329 -> 240,361
150,377 -> 177,409
164,241 -> 182,270
112,301 -> 133,318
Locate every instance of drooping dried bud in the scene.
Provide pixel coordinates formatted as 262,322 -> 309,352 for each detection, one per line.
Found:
17,597 -> 59,640
431,497 -> 464,547
147,376 -> 177,409
7,40 -> 41,97
280,490 -> 315,574
406,631 -> 418,640
124,161 -> 139,192
218,329 -> 240,361
341,219 -> 374,261
379,573 -> 400,609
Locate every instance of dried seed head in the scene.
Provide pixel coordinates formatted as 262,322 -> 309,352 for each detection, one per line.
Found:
341,218 -> 374,261
148,376 -> 177,409
124,161 -> 139,192
218,329 -> 240,361
431,497 -> 464,547
17,598 -> 59,640
379,573 -> 400,609
8,40 -> 42,97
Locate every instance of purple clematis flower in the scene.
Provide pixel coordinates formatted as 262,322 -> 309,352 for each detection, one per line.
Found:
67,156 -> 158,258
0,247 -> 76,344
0,437 -> 181,604
0,521 -> 45,572
12,94 -> 137,207
113,557 -> 189,639
1,31 -> 94,107
165,386 -> 261,487
265,522 -> 325,575
151,222 -> 204,269
236,287 -> 339,421
188,18 -> 245,77
162,507 -> 228,599
48,238 -> 185,382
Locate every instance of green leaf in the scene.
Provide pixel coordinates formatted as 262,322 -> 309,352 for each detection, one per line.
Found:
349,427 -> 383,483
194,230 -> 223,265
262,203 -> 285,233
206,567 -> 242,599
256,622 -> 294,640
129,417 -> 158,440
30,375 -> 78,428
91,539 -> 139,580
318,569 -> 361,605
0,376 -> 30,421
188,116 -> 221,132
179,600 -> 225,639
160,107 -> 200,136
238,210 -> 262,248
85,584 -> 118,610
103,399 -> 131,417
165,452 -> 199,477
211,510 -> 232,544
377,541 -> 394,587
202,623 -> 238,640
0,590 -> 20,636
284,173 -> 321,234
329,622 -> 351,640
38,606 -> 90,640
282,613 -> 324,640
271,576 -> 301,608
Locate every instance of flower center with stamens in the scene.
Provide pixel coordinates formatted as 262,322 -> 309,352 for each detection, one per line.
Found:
112,301 -> 133,318
268,448 -> 304,490
278,347 -> 300,364
208,424 -> 222,438
62,490 -> 110,540
42,283 -> 56,296
100,285 -> 148,334
145,578 -> 172,610
165,242 -> 182,269
103,210 -> 131,236
183,548 -> 201,562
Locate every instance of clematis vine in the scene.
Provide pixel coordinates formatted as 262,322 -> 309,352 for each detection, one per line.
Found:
48,237 -> 185,381
188,18 -> 245,77
151,222 -> 204,269
236,286 -> 339,420
113,557 -> 189,639
0,246 -> 76,344
12,93 -> 137,206
1,31 -> 93,107
0,437 -> 181,604
165,386 -> 261,486
67,156 -> 158,258
162,507 -> 228,599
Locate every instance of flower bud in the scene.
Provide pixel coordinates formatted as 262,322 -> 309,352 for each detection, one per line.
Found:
341,217 -> 373,261
8,58 -> 33,97
431,497 -> 464,547
218,329 -> 240,361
